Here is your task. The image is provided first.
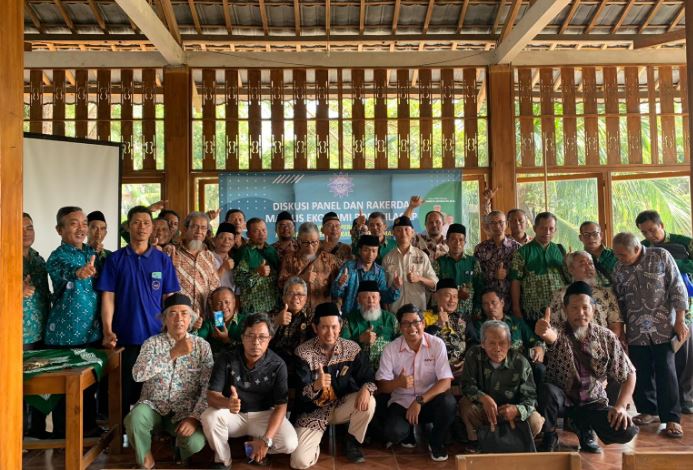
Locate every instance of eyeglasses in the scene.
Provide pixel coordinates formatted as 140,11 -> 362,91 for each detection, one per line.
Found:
400,320 -> 423,329
300,240 -> 320,247
242,334 -> 271,343
288,292 -> 307,298
580,231 -> 601,239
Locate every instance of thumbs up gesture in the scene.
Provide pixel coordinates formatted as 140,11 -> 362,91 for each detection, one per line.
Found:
392,271 -> 403,289
397,368 -> 414,389
338,267 -> 349,287
170,336 -> 193,359
77,255 -> 97,279
359,325 -> 377,345
407,266 -> 420,284
437,306 -> 449,327
496,262 -> 507,281
313,366 -> 331,392
23,275 -> 35,298
257,259 -> 270,277
534,306 -> 557,344
228,385 -> 242,414
355,208 -> 366,229
277,303 -> 292,326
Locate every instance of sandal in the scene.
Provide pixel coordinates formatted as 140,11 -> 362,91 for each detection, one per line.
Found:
633,414 -> 660,425
664,422 -> 684,439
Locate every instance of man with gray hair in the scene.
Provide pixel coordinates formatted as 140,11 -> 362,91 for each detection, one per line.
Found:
278,222 -> 340,313
166,211 -> 220,329
125,293 -> 213,469
612,231 -> 689,438
459,320 -> 544,445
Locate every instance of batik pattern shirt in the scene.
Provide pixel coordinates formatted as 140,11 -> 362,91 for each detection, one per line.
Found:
235,244 -> 280,314
278,251 -> 340,313
269,308 -> 314,364
591,247 -> 617,287
613,246 -> 688,346
319,240 -> 353,263
459,346 -> 538,421
132,332 -> 213,423
510,240 -> 568,322
23,248 -> 50,344
412,232 -> 449,261
424,310 -> 467,373
272,239 -> 299,260
433,254 -> 483,317
341,309 -> 399,371
170,246 -> 220,319
474,237 -> 521,308
331,260 -> 400,315
549,285 -> 623,330
382,245 -> 438,312
642,232 -> 693,276
45,243 -> 101,346
545,323 -> 634,407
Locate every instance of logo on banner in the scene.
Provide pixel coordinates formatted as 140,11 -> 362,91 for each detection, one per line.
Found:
328,173 -> 355,198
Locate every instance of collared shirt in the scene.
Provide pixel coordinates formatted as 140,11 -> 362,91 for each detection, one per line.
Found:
382,245 -> 438,312
171,246 -> 220,318
423,310 -> 467,370
132,332 -> 213,423
341,308 -> 399,370
213,252 -> 238,294
294,337 -> 376,431
613,246 -> 688,346
459,346 -> 537,421
269,308 -> 314,364
23,248 -> 51,344
546,323 -> 634,407
376,333 -> 453,409
278,251 -> 341,313
432,254 -> 482,317
412,232 -> 449,261
331,259 -> 400,315
235,244 -> 280,314
207,346 -> 288,413
474,237 -> 521,308
319,240 -> 353,263
642,232 -> 693,276
468,315 -> 542,355
45,242 -> 100,346
96,245 -> 180,346
512,232 -> 533,246
510,240 -> 568,321
198,313 -> 246,354
591,247 -> 618,287
272,239 -> 299,260
549,284 -> 623,330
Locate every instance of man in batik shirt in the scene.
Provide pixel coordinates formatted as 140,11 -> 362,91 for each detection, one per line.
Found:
272,211 -> 299,260
235,218 -> 280,314
319,212 -> 353,262
403,195 -> 449,261
424,278 -> 468,376
22,212 -> 50,348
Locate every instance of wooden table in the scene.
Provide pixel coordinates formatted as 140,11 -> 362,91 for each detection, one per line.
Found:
23,348 -> 123,470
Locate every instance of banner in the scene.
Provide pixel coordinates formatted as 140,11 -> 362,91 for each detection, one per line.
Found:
219,170 -> 463,243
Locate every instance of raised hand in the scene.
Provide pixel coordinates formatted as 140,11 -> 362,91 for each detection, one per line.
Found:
206,208 -> 221,221
408,195 -> 425,209
359,325 -> 377,345
458,284 -> 470,301
392,271 -> 403,289
313,366 -> 331,392
170,336 -> 193,360
228,385 -> 242,413
482,183 -> 499,202
397,368 -> 414,389
338,267 -> 349,287
534,307 -> 557,344
257,259 -> 271,277
77,255 -> 97,280
277,303 -> 292,326
23,275 -> 35,298
148,200 -> 167,213
355,208 -> 366,228
496,262 -> 507,281
163,244 -> 176,257
437,306 -> 449,326
406,266 -> 420,284
102,331 -> 118,349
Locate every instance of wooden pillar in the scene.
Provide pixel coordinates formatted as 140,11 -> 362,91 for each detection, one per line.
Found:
164,66 -> 192,218
687,2 -> 693,228
487,64 -> 517,212
0,1 -> 24,468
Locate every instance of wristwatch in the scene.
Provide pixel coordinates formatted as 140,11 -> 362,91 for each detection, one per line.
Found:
260,435 -> 273,449
415,395 -> 425,405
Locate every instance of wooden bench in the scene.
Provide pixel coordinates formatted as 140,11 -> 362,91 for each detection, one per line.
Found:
456,452 -> 581,470
622,451 -> 693,470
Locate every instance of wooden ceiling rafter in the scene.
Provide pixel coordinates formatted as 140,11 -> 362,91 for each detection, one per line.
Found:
326,0 -> 331,35
222,0 -> 233,34
87,0 -> 107,33
25,3 -> 45,34
584,0 -> 607,34
258,0 -> 270,35
392,0 -> 401,33
422,0 -> 435,34
456,0 -> 470,33
638,0 -> 663,33
157,0 -> 181,44
294,0 -> 301,35
53,0 -> 76,33
188,0 -> 202,35
498,0 -> 522,44
558,0 -> 580,35
667,4 -> 685,33
359,0 -> 366,34
492,0 -> 506,35
611,0 -> 635,34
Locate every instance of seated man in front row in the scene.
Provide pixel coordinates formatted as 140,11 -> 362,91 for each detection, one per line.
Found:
291,302 -> 377,469
201,313 -> 298,469
376,304 -> 456,462
124,293 -> 213,470
535,281 -> 639,453
459,320 -> 544,446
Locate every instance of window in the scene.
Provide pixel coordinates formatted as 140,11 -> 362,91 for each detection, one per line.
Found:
121,183 -> 161,223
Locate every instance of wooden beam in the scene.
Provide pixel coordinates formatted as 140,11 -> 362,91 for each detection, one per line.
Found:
492,0 -> 506,35
326,0 -> 331,35
25,3 -> 44,34
639,0 -> 664,33
157,0 -> 181,44
0,1 -> 24,469
164,66 -> 192,221
422,0 -> 435,34
87,0 -> 107,33
498,0 -> 522,44
392,0 -> 401,34
115,0 -> 185,64
494,0 -> 570,64
222,0 -> 233,34
54,0 -> 75,33
188,0 -> 202,35
585,0 -> 607,34
258,0 -> 269,35
633,28 -> 686,49
611,0 -> 635,34
558,0 -> 579,34
294,0 -> 301,35
668,4 -> 685,33
456,0 -> 470,33
359,0 -> 365,34
488,64 -> 517,211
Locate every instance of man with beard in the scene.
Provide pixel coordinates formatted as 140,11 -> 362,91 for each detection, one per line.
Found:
579,221 -> 617,287
278,222 -> 340,313
424,278 -> 467,376
235,218 -> 281,314
272,211 -> 299,260
403,195 -> 449,261
98,205 -> 180,419
166,212 -> 220,331
535,281 -> 638,453
507,209 -> 532,245
319,212 -> 353,262
87,210 -> 111,272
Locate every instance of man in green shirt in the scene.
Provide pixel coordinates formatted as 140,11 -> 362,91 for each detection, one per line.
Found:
579,221 -> 617,287
636,209 -> 693,414
510,212 -> 569,327
234,218 -> 280,314
458,320 -> 544,445
350,211 -> 396,264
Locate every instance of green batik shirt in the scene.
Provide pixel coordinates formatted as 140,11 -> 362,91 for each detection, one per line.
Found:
471,315 -> 542,355
341,308 -> 399,371
235,243 -> 280,314
433,254 -> 483,318
592,247 -> 617,287
23,248 -> 51,344
459,345 -> 538,421
195,313 -> 246,354
510,240 -> 568,322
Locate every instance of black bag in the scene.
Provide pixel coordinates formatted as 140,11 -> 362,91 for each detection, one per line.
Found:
477,419 -> 536,453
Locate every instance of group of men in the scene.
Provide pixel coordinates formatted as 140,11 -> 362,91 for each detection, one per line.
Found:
20,196 -> 693,468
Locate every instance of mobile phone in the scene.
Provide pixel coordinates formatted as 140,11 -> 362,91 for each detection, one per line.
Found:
214,311 -> 225,328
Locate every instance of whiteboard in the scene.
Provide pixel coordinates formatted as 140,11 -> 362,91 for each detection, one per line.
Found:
23,134 -> 122,261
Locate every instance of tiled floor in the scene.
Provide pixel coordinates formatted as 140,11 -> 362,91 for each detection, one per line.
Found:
22,415 -> 693,469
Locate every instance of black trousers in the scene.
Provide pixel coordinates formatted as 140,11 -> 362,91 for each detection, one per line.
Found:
675,332 -> 693,407
121,345 -> 143,421
383,393 -> 456,449
629,342 -> 681,423
538,383 -> 638,445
